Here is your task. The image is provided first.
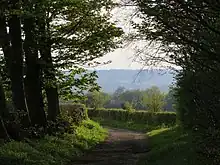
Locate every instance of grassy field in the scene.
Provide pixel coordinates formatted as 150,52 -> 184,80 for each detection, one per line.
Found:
0,120 -> 107,165
137,127 -> 199,165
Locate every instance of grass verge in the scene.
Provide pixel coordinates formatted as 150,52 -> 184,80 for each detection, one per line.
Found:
0,120 -> 107,165
91,117 -> 166,132
137,126 -> 198,165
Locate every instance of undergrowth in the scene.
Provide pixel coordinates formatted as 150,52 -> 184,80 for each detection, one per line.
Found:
0,120 -> 107,165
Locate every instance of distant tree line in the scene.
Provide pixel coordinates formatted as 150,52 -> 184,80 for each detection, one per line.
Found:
85,86 -> 175,112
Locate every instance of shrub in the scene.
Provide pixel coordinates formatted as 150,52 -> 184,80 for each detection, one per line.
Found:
121,101 -> 134,112
60,103 -> 88,125
46,117 -> 73,136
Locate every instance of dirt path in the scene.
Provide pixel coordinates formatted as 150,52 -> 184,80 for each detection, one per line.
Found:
71,128 -> 149,165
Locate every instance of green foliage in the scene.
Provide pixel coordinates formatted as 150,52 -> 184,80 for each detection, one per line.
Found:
131,0 -> 220,160
60,103 -> 88,125
75,120 -> 107,147
121,101 -> 134,112
48,0 -> 124,68
142,86 -> 165,112
175,70 -> 220,164
46,117 -> 72,136
46,103 -> 89,136
85,86 -> 174,111
0,120 -> 107,165
137,127 -> 198,165
164,86 -> 176,112
174,71 -> 196,128
88,108 -> 176,127
1,0 -> 124,139
86,91 -> 111,109
119,90 -> 145,110
57,68 -> 100,102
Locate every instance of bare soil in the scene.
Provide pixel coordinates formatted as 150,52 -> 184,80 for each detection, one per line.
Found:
71,127 -> 149,165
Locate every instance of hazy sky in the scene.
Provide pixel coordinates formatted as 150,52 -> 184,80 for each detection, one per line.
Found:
91,2 -> 178,70
93,3 -> 143,70
94,48 -> 143,70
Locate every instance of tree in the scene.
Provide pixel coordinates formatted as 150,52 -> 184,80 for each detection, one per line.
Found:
119,89 -> 145,110
0,0 -> 30,127
58,68 -> 101,102
36,0 -> 123,121
113,86 -> 126,100
121,101 -> 133,112
132,0 -> 220,162
86,91 -> 110,109
143,86 -> 165,112
0,0 -> 123,139
0,79 -> 9,140
164,86 -> 176,112
36,1 -> 60,121
0,117 -> 9,140
23,0 -> 47,127
131,0 -> 220,70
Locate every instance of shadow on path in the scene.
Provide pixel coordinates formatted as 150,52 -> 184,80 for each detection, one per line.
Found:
71,128 -> 150,165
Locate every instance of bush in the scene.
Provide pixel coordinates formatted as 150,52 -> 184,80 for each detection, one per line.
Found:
121,101 -> 134,112
60,103 -> 88,125
88,108 -> 176,126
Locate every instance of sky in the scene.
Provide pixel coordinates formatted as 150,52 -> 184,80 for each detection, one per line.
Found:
93,48 -> 143,70
89,1 -> 178,71
93,2 -> 144,70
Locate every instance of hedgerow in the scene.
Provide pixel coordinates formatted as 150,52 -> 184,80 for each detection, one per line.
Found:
88,108 -> 176,126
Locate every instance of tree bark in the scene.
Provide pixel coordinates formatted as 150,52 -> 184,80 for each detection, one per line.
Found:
0,79 -> 10,140
8,0 -> 27,111
23,2 -> 47,127
0,7 -> 11,71
0,117 -> 9,140
0,0 -> 30,127
38,16 -> 60,121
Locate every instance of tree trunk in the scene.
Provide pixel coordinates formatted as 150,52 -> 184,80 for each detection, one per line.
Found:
0,79 -> 9,119
23,2 -> 47,127
0,9 -> 11,71
0,0 -> 30,127
0,117 -> 9,140
46,87 -> 60,120
38,17 -> 60,121
0,79 -> 10,140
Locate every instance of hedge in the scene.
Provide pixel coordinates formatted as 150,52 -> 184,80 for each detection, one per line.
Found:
88,108 -> 176,126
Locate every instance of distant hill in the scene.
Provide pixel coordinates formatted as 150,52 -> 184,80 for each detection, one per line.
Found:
95,69 -> 176,93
